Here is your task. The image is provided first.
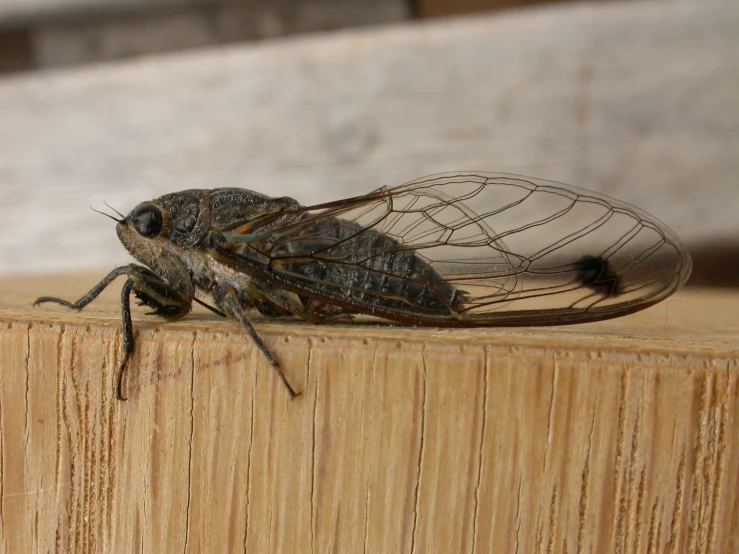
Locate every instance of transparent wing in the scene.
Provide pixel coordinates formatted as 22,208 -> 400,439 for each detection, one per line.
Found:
216,172 -> 692,326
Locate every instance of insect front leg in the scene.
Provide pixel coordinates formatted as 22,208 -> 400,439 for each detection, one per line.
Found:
212,284 -> 300,398
35,264 -> 193,400
34,265 -> 135,311
117,273 -> 192,399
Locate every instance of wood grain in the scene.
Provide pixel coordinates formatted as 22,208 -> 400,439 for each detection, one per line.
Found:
0,273 -> 737,552
0,0 -> 736,275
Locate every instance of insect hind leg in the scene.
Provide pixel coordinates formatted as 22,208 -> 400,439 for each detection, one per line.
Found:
300,299 -> 355,324
246,282 -> 353,324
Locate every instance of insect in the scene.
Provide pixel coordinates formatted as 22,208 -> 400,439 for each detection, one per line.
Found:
35,172 -> 692,399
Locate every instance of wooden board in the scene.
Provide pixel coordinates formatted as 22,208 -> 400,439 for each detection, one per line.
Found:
0,0 -> 737,275
416,0 -> 568,18
0,272 -> 737,552
0,0 -> 200,26
30,0 -> 409,68
0,0 -> 407,27
0,0 -> 409,71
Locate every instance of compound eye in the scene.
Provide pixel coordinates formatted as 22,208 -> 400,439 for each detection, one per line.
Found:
131,204 -> 163,238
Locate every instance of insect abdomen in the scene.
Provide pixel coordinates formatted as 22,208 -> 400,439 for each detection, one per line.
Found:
282,218 -> 459,315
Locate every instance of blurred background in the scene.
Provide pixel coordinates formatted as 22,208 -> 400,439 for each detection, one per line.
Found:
0,0 -> 736,286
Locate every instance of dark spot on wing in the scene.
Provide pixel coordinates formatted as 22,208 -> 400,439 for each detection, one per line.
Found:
575,255 -> 623,296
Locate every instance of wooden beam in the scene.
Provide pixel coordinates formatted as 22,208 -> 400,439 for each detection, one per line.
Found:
0,0 -> 736,275
416,0 -> 569,18
0,273 -> 737,552
0,0 -> 409,28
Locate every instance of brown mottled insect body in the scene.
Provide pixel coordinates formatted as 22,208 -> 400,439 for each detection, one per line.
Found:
35,173 -> 692,399
239,217 -> 463,315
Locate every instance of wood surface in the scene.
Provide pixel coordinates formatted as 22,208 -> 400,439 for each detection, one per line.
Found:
0,0 -> 210,29
0,0 -> 737,275
416,0 -> 568,18
29,0 -> 409,69
0,0 -> 408,27
0,273 -> 737,553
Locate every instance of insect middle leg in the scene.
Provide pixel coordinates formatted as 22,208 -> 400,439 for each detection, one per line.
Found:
35,264 -> 193,399
212,284 -> 300,398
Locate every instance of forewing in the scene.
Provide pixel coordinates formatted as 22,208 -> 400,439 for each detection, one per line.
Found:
217,172 -> 692,325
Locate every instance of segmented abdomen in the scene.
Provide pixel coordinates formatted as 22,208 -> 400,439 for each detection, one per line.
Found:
269,217 -> 460,315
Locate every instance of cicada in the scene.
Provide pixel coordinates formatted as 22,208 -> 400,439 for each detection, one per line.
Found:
35,172 -> 692,399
